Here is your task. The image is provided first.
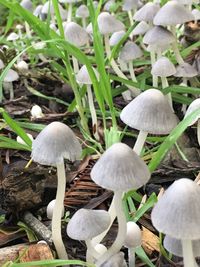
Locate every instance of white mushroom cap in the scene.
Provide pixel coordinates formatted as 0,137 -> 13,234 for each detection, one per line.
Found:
122,0 -> 139,11
17,60 -> 29,71
174,0 -> 199,5
75,65 -> 99,85
91,142 -> 151,192
153,1 -> 194,26
109,31 -> 126,47
147,43 -> 171,53
97,12 -> 125,35
184,98 -> 200,126
33,5 -> 43,17
151,178 -> 200,240
30,105 -> 44,119
42,1 -> 54,14
46,199 -> 65,219
64,22 -> 89,47
164,235 -> 200,257
32,121 -> 82,165
151,57 -> 176,77
119,41 -> 143,62
104,0 -> 115,12
4,69 -> 19,82
7,32 -> 19,41
76,4 -> 89,18
133,2 -> 160,22
101,252 -> 127,267
174,62 -> 198,78
20,0 -> 33,12
143,26 -> 175,46
124,221 -> 142,248
192,9 -> 200,21
132,21 -> 150,36
120,89 -> 178,134
17,133 -> 33,145
67,209 -> 111,240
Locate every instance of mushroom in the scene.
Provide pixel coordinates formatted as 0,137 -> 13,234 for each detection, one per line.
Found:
153,1 -> 194,65
122,0 -> 140,27
46,199 -> 65,220
30,105 -> 44,119
124,221 -> 142,267
66,208 -> 111,262
32,121 -> 82,261
76,4 -> 89,28
133,2 -> 160,23
100,252 -> 127,267
59,0 -> 80,22
120,89 -> 178,155
91,142 -> 150,266
151,178 -> 200,267
3,69 -> 19,100
76,65 -> 99,139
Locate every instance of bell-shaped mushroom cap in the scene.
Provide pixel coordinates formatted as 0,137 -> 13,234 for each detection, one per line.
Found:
4,69 -> 19,82
153,1 -> 194,26
174,62 -> 198,78
122,0 -> 139,11
64,22 -> 89,47
66,209 -> 111,240
7,32 -> 19,41
46,199 -> 65,219
32,121 -> 82,165
42,1 -> 55,14
97,12 -> 125,35
104,0 -> 115,12
133,2 -> 160,22
120,89 -> 178,134
132,21 -> 150,36
147,43 -> 170,53
119,41 -> 143,62
192,9 -> 200,21
20,0 -> 33,12
75,65 -> 99,85
124,221 -> 142,248
76,4 -> 89,18
184,98 -> 200,126
151,178 -> 200,240
109,31 -> 126,46
91,143 -> 151,192
143,26 -> 175,46
151,57 -> 176,77
164,235 -> 200,257
101,252 -> 127,267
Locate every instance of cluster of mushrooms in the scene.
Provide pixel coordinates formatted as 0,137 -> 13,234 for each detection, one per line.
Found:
3,0 -> 200,266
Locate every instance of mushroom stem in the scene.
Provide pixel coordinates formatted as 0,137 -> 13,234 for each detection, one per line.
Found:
128,61 -> 137,82
150,51 -> 158,88
72,56 -> 79,74
52,160 -> 68,262
182,239 -> 196,267
67,3 -> 72,22
3,82 -> 14,100
197,119 -> 200,146
82,18 -> 87,29
170,26 -> 184,65
161,77 -> 173,111
92,198 -> 116,246
96,191 -> 127,266
104,34 -> 140,97
128,247 -> 136,267
133,130 -> 148,155
87,84 -> 99,140
128,10 -> 134,26
86,239 -> 101,263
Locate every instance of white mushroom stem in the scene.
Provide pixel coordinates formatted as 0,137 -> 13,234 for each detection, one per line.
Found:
128,61 -> 137,82
133,130 -> 148,155
72,56 -> 79,74
197,119 -> 200,146
67,3 -> 73,22
128,10 -> 134,26
86,239 -> 101,263
170,26 -> 184,65
118,59 -> 128,71
52,160 -> 68,261
104,34 -> 140,97
161,77 -> 173,112
128,247 -> 136,267
96,190 -> 127,266
3,82 -> 14,100
150,51 -> 158,88
92,198 -> 116,246
82,18 -> 87,29
87,84 -> 99,140
182,239 -> 196,267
